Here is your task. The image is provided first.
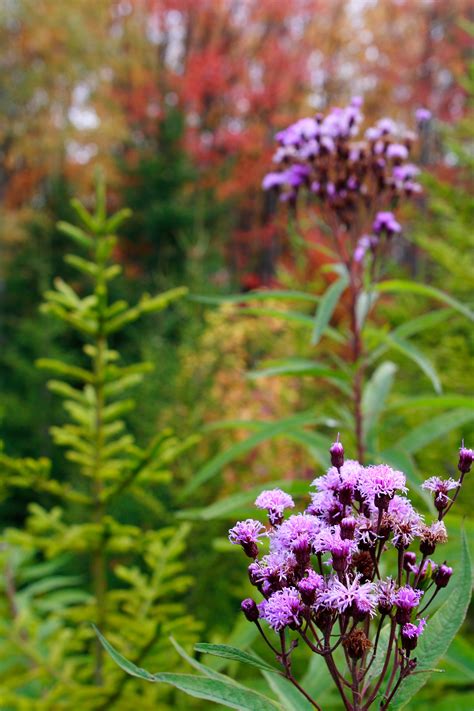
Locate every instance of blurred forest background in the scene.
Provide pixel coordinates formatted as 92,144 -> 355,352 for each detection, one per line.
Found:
0,0 -> 473,709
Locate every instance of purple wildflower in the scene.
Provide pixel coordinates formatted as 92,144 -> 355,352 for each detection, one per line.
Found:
259,587 -> 304,631
270,514 -> 321,553
387,143 -> 409,161
419,521 -> 447,555
298,569 -> 325,605
354,234 -> 378,263
415,108 -> 432,123
376,578 -> 396,614
229,519 -> 266,559
385,496 -> 423,549
422,476 -> 459,512
255,488 -> 295,525
376,117 -> 398,135
372,211 -> 402,236
320,575 -> 376,617
394,585 -> 423,624
359,464 -> 407,509
313,527 -> 358,572
393,163 -> 420,181
262,172 -> 287,190
401,618 -> 426,651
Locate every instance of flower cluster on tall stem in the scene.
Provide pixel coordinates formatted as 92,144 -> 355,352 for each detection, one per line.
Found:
263,100 -> 429,464
229,439 -> 469,710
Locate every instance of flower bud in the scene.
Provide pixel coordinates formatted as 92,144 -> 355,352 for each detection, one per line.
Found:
433,563 -> 453,589
458,445 -> 473,475
340,516 -> 357,540
338,482 -> 354,506
298,578 -> 318,606
241,598 -> 259,622
403,551 -> 417,572
330,439 -> 344,469
248,562 -> 261,587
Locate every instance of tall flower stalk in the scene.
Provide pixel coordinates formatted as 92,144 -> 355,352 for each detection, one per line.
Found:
263,98 -> 428,463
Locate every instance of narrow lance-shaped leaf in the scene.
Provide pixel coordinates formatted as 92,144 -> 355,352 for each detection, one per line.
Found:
181,411 -> 326,498
311,273 -> 349,346
390,408 -> 474,455
194,643 -> 280,673
247,358 -> 349,382
362,361 -> 397,448
375,279 -> 474,322
379,333 -> 442,394
94,627 -> 281,711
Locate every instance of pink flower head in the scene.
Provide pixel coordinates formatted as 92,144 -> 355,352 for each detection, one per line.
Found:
402,618 -> 426,639
229,519 -> 266,558
270,514 -> 321,554
373,211 -> 402,236
386,143 -> 409,161
395,585 -> 423,611
415,108 -> 432,123
376,577 -> 396,614
395,585 -> 423,624
385,496 -> 423,549
313,526 -> 358,572
297,569 -> 326,605
320,574 -> 376,616
255,488 -> 295,525
422,476 -> 460,512
376,117 -> 398,135
401,617 -> 427,651
359,464 -> 407,508
259,587 -> 303,631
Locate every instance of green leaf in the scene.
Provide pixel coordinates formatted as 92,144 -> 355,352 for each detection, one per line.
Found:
247,358 -> 348,382
189,290 -> 320,305
139,287 -> 188,314
375,280 -> 474,322
356,290 -> 378,330
178,479 -> 309,521
311,274 -> 349,346
170,638 -> 235,682
57,220 -> 94,249
195,643 -> 279,674
379,334 -> 441,394
152,673 -> 282,710
105,207 -> 133,233
391,529 -> 472,708
36,359 -> 93,383
386,394 -> 474,413
93,626 -> 157,681
181,411 -> 325,498
390,408 -> 474,455
262,671 -> 314,711
362,361 -> 397,446
390,308 -> 454,339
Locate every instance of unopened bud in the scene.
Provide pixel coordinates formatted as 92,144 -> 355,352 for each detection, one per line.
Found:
433,563 -> 453,589
241,598 -> 259,622
330,438 -> 344,469
458,445 -> 473,475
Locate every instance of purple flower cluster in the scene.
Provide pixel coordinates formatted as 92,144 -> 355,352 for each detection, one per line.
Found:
263,98 -> 424,266
230,439 -> 469,707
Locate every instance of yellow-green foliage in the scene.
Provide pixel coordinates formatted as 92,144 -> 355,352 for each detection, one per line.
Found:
0,179 -> 200,709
